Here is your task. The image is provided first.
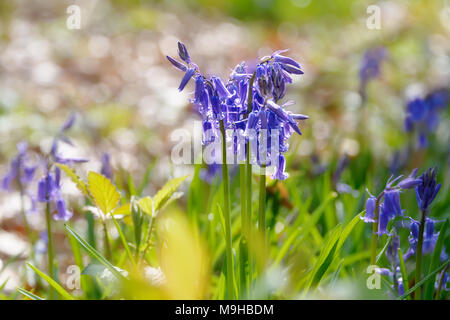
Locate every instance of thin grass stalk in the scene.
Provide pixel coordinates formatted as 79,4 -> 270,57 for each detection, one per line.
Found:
45,201 -> 55,300
219,119 -> 234,299
258,168 -> 266,273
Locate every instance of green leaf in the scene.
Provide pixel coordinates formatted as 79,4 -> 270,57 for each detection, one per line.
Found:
152,175 -> 188,213
56,163 -> 89,196
274,192 -> 337,265
65,224 -> 126,280
26,263 -> 75,300
138,196 -> 153,217
87,171 -> 120,215
304,224 -> 342,291
424,218 -> 448,299
376,235 -> 392,264
17,288 -> 44,300
336,212 -> 362,253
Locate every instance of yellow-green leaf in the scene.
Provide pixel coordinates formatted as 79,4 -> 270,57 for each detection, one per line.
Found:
87,171 -> 120,215
138,196 -> 153,217
153,175 -> 188,213
56,163 -> 89,196
113,203 -> 131,216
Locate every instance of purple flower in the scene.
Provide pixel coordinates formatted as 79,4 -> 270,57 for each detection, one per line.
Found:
1,142 -> 36,192
359,47 -> 387,101
100,153 -> 113,180
54,197 -> 73,221
167,41 -> 308,180
404,218 -> 439,260
415,167 -> 441,212
396,168 -> 422,189
362,192 -> 376,223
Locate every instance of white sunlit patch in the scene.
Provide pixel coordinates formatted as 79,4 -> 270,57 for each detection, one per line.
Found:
275,222 -> 285,234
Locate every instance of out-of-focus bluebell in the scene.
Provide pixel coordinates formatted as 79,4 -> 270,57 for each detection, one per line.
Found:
404,89 -> 449,149
358,47 -> 387,102
100,153 -> 113,180
403,218 -> 439,260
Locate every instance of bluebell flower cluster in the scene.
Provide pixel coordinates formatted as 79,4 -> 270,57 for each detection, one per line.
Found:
36,114 -> 87,221
358,47 -> 387,101
405,89 -> 449,149
1,142 -> 37,215
2,142 -> 36,192
362,169 -> 422,235
403,217 -> 439,260
167,42 -> 309,179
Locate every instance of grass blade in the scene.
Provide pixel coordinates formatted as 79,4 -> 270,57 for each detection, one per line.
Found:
26,263 -> 74,300
65,224 -> 126,280
17,287 -> 45,300
397,248 -> 410,300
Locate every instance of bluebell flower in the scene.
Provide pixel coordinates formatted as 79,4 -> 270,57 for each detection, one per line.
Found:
1,142 -> 36,191
167,42 -> 308,180
200,163 -> 221,184
359,47 -> 387,101
362,190 -> 376,223
415,167 -> 441,212
405,89 -> 449,149
404,218 -> 439,260
100,153 -> 113,180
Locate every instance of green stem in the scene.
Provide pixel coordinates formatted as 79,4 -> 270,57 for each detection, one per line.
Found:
246,142 -> 253,296
140,217 -> 154,263
258,168 -> 266,273
414,210 -> 426,300
239,164 -> 248,296
102,220 -> 112,261
220,119 -> 234,300
45,201 -> 55,300
370,195 -> 383,265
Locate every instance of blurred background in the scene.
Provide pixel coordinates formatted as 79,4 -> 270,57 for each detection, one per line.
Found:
0,0 -> 449,294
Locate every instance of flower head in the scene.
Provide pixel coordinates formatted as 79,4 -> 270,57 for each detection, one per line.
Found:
415,167 -> 441,212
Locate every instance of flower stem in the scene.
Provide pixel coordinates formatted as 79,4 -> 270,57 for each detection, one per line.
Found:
246,142 -> 253,296
239,164 -> 248,296
370,195 -> 383,265
414,209 -> 426,300
258,167 -> 266,273
220,119 -> 234,299
45,201 -> 55,300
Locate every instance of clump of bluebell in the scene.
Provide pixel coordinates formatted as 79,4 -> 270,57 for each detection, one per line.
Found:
405,89 -> 449,149
363,167 -> 445,296
167,42 -> 309,180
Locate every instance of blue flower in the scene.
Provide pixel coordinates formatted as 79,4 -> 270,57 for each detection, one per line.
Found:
100,153 -> 113,180
358,47 -> 387,101
167,41 -> 308,180
1,142 -> 36,191
415,167 -> 441,212
362,191 -> 376,223
404,218 -> 439,260
404,89 -> 449,149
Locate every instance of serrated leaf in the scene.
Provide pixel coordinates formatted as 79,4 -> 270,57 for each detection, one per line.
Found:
56,163 -> 89,196
87,171 -> 120,215
153,175 -> 188,213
